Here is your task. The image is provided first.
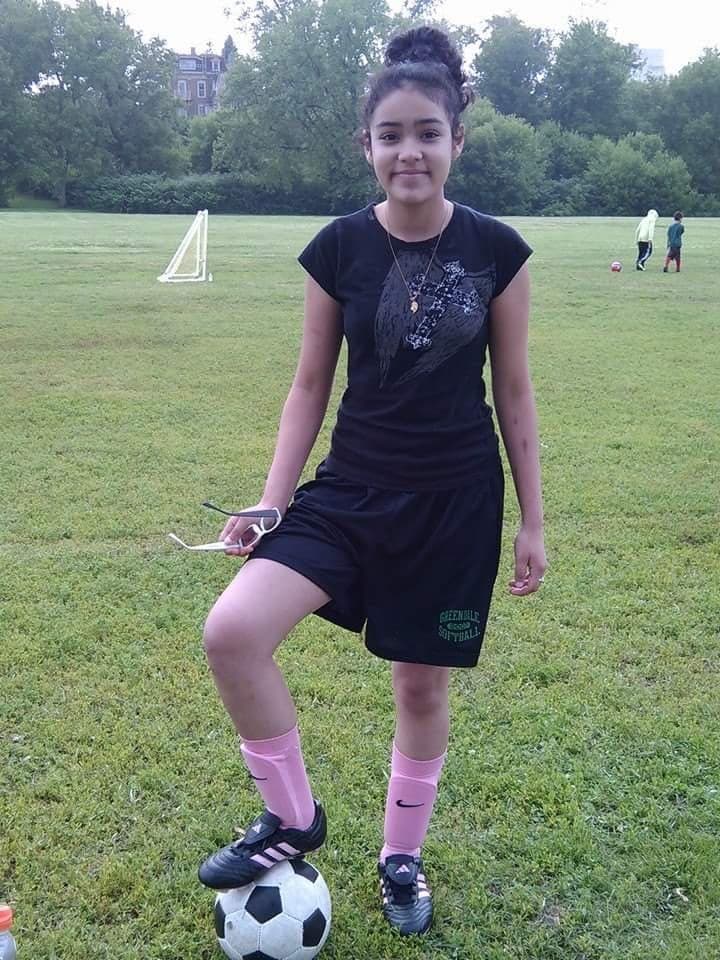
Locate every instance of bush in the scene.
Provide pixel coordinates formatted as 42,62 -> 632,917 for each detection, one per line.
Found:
66,173 -> 369,215
693,192 -> 720,216
579,138 -> 697,215
449,104 -> 548,215
65,165 -> 719,218
535,177 -> 589,216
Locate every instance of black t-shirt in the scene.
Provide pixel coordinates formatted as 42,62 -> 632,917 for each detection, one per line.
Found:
298,201 -> 532,491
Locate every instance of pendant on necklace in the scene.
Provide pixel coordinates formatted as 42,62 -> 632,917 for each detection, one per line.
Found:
410,300 -> 419,313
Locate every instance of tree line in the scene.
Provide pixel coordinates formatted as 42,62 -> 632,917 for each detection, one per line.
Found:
2,0 -> 720,215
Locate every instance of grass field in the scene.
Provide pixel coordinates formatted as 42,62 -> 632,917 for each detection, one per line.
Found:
1,210 -> 719,960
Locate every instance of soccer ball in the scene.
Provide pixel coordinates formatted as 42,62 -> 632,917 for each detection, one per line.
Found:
214,859 -> 331,960
610,260 -> 623,272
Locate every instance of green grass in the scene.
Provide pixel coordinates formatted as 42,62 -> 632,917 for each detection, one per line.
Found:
1,210 -> 719,959
6,193 -> 60,211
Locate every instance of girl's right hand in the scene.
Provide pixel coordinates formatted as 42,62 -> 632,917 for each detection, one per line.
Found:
221,502 -> 283,557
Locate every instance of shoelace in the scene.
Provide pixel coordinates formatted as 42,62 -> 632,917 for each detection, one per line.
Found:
231,811 -> 279,850
233,831 -> 270,851
383,872 -> 417,907
231,826 -> 267,851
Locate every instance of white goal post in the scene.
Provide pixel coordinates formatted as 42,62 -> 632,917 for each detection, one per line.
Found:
157,209 -> 212,283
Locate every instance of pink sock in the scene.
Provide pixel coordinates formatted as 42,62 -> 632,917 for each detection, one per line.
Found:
380,742 -> 446,863
240,725 -> 316,830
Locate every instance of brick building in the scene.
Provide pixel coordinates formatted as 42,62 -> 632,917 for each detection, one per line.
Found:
174,48 -> 227,117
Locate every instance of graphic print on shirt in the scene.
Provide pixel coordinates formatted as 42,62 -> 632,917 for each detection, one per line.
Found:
375,250 -> 495,387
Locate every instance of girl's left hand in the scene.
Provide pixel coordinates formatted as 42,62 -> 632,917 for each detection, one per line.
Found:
509,524 -> 547,596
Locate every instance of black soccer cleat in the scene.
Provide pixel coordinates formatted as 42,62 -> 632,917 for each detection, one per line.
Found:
378,854 -> 433,935
198,801 -> 327,890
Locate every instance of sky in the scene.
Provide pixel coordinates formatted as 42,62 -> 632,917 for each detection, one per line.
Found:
77,0 -> 719,76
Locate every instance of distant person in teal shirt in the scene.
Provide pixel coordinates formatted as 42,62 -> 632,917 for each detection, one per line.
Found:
663,212 -> 685,273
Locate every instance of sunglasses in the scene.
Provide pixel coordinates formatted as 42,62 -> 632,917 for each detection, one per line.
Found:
168,502 -> 282,552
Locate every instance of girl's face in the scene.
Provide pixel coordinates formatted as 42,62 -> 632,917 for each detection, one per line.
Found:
365,86 -> 464,206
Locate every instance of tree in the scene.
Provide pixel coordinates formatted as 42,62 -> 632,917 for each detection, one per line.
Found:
449,99 -> 547,214
0,0 -> 53,83
618,76 -> 668,136
471,15 -> 550,125
0,0 -> 54,203
656,49 -> 720,199
580,135 -> 696,215
536,120 -> 594,180
545,19 -> 640,138
30,0 -> 184,204
217,0 -> 394,203
221,34 -> 238,67
188,113 -> 223,173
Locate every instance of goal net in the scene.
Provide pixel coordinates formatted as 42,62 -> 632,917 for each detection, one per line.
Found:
157,209 -> 212,283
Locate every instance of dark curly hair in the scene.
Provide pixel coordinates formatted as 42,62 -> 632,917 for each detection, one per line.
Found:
362,26 -> 473,139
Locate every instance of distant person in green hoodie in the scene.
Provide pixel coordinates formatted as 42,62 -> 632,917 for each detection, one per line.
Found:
663,212 -> 685,273
635,208 -> 659,270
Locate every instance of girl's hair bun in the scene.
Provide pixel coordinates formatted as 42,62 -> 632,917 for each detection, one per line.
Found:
360,25 -> 473,133
385,26 -> 466,91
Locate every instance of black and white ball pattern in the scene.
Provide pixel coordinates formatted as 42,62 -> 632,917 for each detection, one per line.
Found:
214,859 -> 331,960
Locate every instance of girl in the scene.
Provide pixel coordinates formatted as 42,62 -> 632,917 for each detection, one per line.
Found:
197,26 -> 546,936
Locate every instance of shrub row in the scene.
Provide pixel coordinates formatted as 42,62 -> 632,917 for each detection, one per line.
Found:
66,170 -> 720,218
66,174 -> 368,216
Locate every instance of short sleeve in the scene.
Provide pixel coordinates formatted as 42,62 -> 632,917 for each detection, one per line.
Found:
297,220 -> 340,301
491,219 -> 533,298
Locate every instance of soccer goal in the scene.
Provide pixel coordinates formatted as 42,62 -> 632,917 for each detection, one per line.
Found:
157,209 -> 212,283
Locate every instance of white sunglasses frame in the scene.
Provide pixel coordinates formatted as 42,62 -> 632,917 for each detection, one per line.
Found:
168,506 -> 282,552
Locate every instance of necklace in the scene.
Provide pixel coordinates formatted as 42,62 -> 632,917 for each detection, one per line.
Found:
384,204 -> 451,313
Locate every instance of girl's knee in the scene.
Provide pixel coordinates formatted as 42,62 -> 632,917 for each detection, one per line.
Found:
393,663 -> 449,714
202,593 -> 282,667
203,602 -> 254,664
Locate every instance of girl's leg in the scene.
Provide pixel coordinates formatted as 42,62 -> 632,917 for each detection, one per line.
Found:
381,662 -> 450,861
377,663 -> 448,935
203,557 -> 330,739
392,661 -> 450,759
203,558 -> 330,828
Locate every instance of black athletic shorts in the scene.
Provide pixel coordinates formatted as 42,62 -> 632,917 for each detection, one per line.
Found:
248,458 -> 505,668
